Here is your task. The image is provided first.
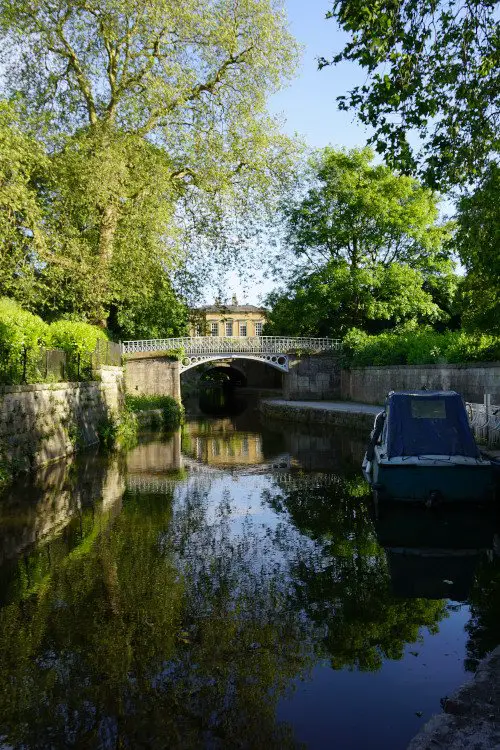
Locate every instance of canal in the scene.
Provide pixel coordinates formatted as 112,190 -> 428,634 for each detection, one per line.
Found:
1,392 -> 499,749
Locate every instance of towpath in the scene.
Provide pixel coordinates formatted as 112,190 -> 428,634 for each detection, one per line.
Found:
260,399 -> 380,431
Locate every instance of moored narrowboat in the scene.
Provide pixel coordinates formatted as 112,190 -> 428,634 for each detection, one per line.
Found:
362,390 -> 496,503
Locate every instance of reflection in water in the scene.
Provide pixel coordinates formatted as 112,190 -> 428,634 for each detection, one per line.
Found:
0,401 -> 499,749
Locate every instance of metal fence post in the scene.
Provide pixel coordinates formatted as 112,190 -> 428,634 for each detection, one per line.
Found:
485,393 -> 491,445
21,346 -> 28,384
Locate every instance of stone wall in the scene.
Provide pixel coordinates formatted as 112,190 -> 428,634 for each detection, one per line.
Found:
0,366 -> 124,472
125,356 -> 181,400
284,354 -> 341,401
341,363 -> 500,405
260,400 -> 374,432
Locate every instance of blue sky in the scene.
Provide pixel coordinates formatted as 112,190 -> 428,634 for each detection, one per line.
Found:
213,0 -> 374,305
268,0 -> 372,149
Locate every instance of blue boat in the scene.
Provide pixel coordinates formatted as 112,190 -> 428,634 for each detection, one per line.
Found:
362,390 -> 497,503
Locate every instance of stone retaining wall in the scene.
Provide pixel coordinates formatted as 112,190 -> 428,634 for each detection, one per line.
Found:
341,363 -> 500,405
284,354 -> 341,400
0,366 -> 124,472
260,401 -> 374,432
125,356 -> 181,400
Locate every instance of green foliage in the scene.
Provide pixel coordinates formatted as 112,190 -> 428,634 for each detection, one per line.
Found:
124,348 -> 185,362
453,164 -> 500,333
0,298 -> 112,384
0,101 -> 48,305
323,0 -> 500,189
46,320 -> 109,381
125,394 -> 184,430
265,260 -> 451,338
0,297 -> 48,383
98,410 -> 139,451
0,0 -> 302,326
343,325 -> 500,367
267,147 -> 455,338
285,147 -> 452,272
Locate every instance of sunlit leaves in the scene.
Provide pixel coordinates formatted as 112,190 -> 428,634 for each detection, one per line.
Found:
324,0 -> 500,188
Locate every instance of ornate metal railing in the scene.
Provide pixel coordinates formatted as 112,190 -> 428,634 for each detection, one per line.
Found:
122,336 -> 341,356
466,398 -> 500,446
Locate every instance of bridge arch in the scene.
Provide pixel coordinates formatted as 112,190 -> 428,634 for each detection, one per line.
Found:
199,363 -> 248,387
179,353 -> 289,373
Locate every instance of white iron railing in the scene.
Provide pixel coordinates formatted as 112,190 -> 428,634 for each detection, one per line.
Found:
122,336 -> 341,356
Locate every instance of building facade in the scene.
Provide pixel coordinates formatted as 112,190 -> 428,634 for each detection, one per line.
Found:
190,298 -> 268,337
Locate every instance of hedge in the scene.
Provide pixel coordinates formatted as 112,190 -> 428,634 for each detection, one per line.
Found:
0,298 -> 109,384
343,325 -> 500,367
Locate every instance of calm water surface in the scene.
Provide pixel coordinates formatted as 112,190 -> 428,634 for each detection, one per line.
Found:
1,392 -> 500,749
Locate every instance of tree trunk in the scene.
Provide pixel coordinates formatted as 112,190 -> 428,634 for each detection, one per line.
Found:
97,202 -> 119,327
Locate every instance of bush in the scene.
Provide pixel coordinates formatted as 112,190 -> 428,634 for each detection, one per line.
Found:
343,325 -> 500,367
46,320 -> 108,380
0,298 -> 48,383
125,394 -> 184,430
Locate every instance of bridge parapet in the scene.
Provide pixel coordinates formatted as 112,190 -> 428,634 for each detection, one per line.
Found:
122,336 -> 341,356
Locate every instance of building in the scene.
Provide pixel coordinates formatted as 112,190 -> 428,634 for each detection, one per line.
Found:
190,297 -> 268,337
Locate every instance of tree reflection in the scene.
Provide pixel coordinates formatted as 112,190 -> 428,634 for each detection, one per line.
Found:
465,553 -> 500,671
0,478 -> 315,748
265,474 -> 448,671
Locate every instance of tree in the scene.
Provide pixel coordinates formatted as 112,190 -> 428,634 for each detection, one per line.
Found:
0,101 -> 47,303
453,163 -> 500,333
265,260 -> 450,337
322,0 -> 500,189
0,0 -> 301,325
266,147 -> 455,336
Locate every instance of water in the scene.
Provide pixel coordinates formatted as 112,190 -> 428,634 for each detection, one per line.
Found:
1,392 -> 500,749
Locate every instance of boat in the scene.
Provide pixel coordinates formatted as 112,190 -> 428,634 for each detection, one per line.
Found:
362,390 -> 497,503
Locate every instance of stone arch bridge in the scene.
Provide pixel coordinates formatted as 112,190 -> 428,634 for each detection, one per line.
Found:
123,336 -> 342,400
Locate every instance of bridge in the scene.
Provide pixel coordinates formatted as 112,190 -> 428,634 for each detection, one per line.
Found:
122,336 -> 341,373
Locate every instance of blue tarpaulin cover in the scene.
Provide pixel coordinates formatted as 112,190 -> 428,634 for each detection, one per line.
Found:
386,391 -> 479,459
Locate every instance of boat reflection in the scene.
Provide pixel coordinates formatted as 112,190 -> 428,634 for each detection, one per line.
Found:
373,504 -> 500,600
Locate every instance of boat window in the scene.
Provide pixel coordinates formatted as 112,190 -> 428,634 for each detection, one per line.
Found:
411,399 -> 446,419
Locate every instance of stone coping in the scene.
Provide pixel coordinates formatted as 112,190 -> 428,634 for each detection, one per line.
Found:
347,362 -> 500,371
0,381 -> 100,394
0,366 -> 123,394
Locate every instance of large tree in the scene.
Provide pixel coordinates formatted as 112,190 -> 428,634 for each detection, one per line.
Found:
0,0 -> 300,325
453,163 -> 500,333
321,0 -> 499,189
266,147 -> 455,336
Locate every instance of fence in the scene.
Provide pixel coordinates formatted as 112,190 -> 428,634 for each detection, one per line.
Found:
466,395 -> 500,447
0,341 -> 123,386
122,336 -> 342,355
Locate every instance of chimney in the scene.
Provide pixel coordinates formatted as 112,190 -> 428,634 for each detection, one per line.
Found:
231,294 -> 238,306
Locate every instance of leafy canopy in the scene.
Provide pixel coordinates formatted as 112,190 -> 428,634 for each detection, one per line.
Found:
322,0 -> 500,189
0,0 -> 301,327
285,147 -> 451,272
265,147 -> 455,337
453,163 -> 500,333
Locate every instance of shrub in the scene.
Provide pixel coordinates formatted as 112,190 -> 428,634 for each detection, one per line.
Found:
125,394 -> 184,430
0,298 -> 48,383
47,320 -> 108,380
343,326 -> 500,367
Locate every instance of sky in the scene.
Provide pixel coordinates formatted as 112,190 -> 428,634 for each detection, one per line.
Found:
268,0 -> 372,149
204,0 -> 373,306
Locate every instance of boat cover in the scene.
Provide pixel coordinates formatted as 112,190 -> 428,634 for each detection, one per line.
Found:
386,391 -> 479,459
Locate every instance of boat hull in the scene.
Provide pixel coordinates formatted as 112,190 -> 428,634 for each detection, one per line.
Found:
371,459 -> 496,502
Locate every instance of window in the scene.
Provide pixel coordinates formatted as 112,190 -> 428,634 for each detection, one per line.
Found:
411,399 -> 447,419
225,321 -> 233,337
211,321 -> 218,337
239,323 -> 247,336
255,322 -> 263,336
194,324 -> 202,337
